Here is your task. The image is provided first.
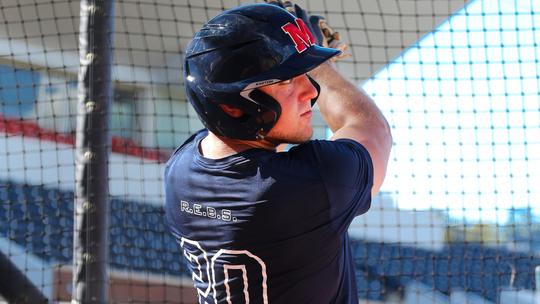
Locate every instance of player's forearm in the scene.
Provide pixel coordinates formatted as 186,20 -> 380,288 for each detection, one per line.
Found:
311,61 -> 390,136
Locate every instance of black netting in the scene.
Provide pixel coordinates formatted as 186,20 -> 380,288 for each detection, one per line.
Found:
1,0 -> 539,302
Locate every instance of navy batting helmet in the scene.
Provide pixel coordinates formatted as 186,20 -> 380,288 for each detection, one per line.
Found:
184,3 -> 340,140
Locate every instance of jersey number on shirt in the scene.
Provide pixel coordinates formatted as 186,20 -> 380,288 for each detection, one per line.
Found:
180,237 -> 269,304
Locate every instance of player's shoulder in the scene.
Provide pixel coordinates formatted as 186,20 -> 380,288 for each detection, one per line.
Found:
289,138 -> 371,163
165,129 -> 206,171
285,139 -> 373,188
172,129 -> 206,155
270,138 -> 372,175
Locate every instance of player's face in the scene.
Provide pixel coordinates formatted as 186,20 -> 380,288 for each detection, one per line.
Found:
259,74 -> 318,144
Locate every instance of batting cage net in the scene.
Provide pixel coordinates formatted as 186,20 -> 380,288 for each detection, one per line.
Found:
1,0 -> 539,303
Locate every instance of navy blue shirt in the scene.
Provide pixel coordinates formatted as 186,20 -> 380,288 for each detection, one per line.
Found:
165,130 -> 373,304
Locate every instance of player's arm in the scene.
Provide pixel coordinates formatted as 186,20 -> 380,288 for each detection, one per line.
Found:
310,62 -> 392,196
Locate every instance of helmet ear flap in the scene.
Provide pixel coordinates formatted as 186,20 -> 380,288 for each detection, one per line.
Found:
307,75 -> 320,107
243,89 -> 282,139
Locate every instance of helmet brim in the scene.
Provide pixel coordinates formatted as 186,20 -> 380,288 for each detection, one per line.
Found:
279,45 -> 342,79
244,45 -> 341,90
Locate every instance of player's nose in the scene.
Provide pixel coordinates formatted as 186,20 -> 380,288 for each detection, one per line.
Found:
297,74 -> 318,102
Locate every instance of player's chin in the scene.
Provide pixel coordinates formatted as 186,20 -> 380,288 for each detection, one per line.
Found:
267,128 -> 312,145
288,128 -> 313,144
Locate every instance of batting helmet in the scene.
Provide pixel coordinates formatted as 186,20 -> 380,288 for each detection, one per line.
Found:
184,3 -> 341,140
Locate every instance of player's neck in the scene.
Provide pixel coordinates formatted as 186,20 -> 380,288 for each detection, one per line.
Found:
199,131 -> 277,159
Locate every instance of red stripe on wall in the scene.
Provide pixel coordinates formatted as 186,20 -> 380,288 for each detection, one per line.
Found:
0,114 -> 171,163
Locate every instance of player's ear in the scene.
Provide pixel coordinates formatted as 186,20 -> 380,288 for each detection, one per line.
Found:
219,104 -> 244,118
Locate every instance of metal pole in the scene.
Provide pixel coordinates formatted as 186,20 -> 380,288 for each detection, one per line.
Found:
73,0 -> 115,303
0,250 -> 48,303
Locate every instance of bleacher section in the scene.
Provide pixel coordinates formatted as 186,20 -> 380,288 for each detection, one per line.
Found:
1,179 -> 539,302
350,239 -> 540,302
0,180 -> 188,277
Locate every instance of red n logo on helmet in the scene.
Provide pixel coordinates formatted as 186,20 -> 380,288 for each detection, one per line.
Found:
281,18 -> 316,53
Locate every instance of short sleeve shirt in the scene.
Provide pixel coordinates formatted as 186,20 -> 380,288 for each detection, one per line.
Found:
165,130 -> 373,304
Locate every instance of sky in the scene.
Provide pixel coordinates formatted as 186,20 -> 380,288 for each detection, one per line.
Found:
361,0 -> 540,223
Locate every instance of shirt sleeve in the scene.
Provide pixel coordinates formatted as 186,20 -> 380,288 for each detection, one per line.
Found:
298,139 -> 374,234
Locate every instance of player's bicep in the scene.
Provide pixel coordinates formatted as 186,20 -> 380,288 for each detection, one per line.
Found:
331,124 -> 390,196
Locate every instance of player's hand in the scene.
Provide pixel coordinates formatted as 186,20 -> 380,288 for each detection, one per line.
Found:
264,0 -> 351,61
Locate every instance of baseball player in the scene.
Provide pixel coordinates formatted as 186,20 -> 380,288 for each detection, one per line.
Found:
165,2 -> 392,303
